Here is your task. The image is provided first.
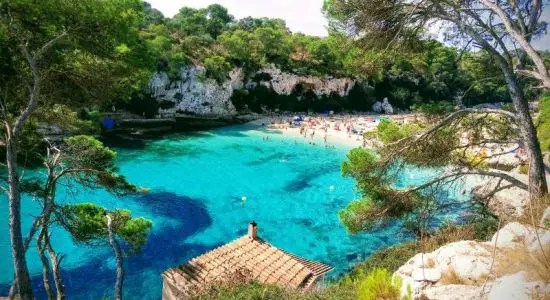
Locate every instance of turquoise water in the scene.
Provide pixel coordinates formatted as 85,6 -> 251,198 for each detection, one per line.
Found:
0,124 -> 468,299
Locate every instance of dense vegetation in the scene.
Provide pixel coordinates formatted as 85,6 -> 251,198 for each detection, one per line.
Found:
135,3 -> 521,114
1,0 -> 549,299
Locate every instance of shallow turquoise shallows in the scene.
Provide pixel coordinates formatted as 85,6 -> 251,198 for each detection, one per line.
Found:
0,124 -> 468,299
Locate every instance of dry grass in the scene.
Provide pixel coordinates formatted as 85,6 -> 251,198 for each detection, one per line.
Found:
530,290 -> 550,300
495,244 -> 550,283
520,195 -> 550,227
438,268 -> 464,285
420,225 -> 477,253
423,257 -> 436,268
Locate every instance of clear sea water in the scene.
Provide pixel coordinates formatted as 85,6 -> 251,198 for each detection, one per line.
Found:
0,123 -> 469,299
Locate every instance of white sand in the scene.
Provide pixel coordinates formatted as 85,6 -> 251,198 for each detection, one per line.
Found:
248,113 -> 417,149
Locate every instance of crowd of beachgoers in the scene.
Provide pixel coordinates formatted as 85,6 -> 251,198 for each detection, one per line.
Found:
250,112 -> 533,173
252,112 -> 424,148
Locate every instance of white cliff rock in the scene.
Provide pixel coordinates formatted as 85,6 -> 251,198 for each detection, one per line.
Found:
148,65 -> 241,117
257,65 -> 353,97
394,215 -> 550,300
490,222 -> 550,251
394,241 -> 492,298
148,64 -> 355,117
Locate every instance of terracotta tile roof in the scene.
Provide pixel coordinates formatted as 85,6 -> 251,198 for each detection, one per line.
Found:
162,225 -> 333,298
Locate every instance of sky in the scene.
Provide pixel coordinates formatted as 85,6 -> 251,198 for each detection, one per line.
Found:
147,0 -> 550,50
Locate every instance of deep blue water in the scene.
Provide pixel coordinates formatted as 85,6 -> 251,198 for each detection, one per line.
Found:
0,124 -> 469,299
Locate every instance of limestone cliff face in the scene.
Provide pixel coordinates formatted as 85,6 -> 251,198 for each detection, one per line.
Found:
148,64 -> 355,116
149,65 -> 243,117
257,65 -> 354,97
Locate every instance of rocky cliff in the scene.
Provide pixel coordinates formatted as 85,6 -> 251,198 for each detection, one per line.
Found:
148,64 -> 355,117
394,209 -> 550,300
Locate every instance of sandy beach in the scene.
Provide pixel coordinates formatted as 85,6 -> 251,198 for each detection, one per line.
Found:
248,113 -> 533,172
248,113 -> 418,149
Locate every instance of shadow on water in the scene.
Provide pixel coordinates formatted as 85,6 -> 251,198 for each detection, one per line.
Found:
118,143 -> 209,162
283,164 -> 337,193
0,192 -> 218,299
226,143 -> 264,153
245,152 -> 297,166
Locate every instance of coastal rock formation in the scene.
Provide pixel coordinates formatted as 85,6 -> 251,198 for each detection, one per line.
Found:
491,222 -> 550,251
372,101 -> 383,113
256,65 -> 353,97
381,98 -> 394,114
394,217 -> 550,300
395,240 -> 493,298
148,64 -> 355,116
372,98 -> 394,114
148,65 -> 242,117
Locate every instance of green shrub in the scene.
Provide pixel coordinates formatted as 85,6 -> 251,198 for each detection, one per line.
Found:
204,55 -> 232,84
502,103 -> 515,112
348,243 -> 417,279
195,281 -> 289,300
375,120 -> 423,145
194,280 -> 356,300
357,268 -> 406,300
376,119 -> 406,144
410,101 -> 454,116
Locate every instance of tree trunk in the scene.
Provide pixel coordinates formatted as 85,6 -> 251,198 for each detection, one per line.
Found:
39,193 -> 65,300
499,63 -> 548,199
6,138 -> 34,300
44,232 -> 65,300
8,218 -> 41,299
107,214 -> 124,300
37,232 -> 55,300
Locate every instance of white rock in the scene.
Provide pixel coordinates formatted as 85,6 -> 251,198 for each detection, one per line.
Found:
421,284 -> 486,300
149,64 -> 355,116
257,65 -> 354,97
490,222 -> 550,251
491,222 -> 531,248
149,65 -> 239,116
372,101 -> 382,113
450,255 -> 492,283
471,177 -> 529,219
381,97 -> 394,114
412,268 -> 442,282
488,271 -> 550,300
394,241 -> 492,298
